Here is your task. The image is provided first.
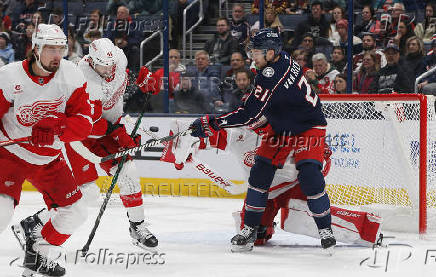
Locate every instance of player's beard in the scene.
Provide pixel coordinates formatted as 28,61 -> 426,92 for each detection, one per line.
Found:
42,61 -> 60,73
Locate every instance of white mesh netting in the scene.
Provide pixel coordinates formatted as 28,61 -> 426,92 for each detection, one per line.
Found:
321,95 -> 436,234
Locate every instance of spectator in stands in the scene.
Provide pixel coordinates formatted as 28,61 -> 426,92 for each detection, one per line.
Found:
292,49 -> 310,74
297,32 -> 316,68
285,0 -> 310,14
353,32 -> 387,71
393,19 -> 415,55
190,50 -> 221,110
173,73 -> 208,114
373,0 -> 403,11
66,31 -> 82,64
12,21 -> 33,60
332,19 -> 363,54
221,51 -> 247,94
0,31 -> 14,64
415,2 -> 436,43
6,0 -> 39,26
387,3 -> 407,39
30,10 -> 42,26
333,73 -> 347,94
402,36 -> 425,77
0,1 -> 12,32
230,4 -> 250,48
264,7 -> 284,31
204,17 -> 238,65
106,0 -> 128,16
221,68 -> 254,111
377,42 -> 414,93
417,38 -> 436,95
105,5 -> 143,72
152,49 -> 185,112
49,7 -> 63,26
252,0 -> 288,14
330,46 -> 346,72
128,0 -> 161,15
290,1 -> 330,50
328,5 -> 345,43
306,53 -> 339,94
354,5 -> 380,38
353,50 -> 380,93
77,9 -> 104,55
170,0 -> 199,49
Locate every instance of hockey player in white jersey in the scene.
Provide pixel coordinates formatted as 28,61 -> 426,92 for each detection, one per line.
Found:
12,38 -> 158,253
163,119 -> 382,247
0,24 -> 93,276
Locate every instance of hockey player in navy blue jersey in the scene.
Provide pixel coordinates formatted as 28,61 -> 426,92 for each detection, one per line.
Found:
190,28 -> 336,253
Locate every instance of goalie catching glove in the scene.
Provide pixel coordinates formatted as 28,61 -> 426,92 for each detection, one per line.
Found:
190,115 -> 221,138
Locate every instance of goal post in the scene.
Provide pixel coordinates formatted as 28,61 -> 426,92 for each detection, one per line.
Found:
319,94 -> 435,235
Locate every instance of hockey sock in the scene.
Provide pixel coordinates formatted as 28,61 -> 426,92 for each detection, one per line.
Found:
297,162 -> 332,230
244,159 -> 276,227
126,205 -> 146,223
0,194 -> 14,233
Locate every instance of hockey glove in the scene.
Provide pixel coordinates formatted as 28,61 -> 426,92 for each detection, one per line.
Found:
136,66 -> 157,94
190,115 -> 220,138
31,113 -> 66,146
108,124 -> 137,149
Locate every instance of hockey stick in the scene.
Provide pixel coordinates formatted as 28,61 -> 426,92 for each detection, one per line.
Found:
80,92 -> 151,256
0,136 -> 30,147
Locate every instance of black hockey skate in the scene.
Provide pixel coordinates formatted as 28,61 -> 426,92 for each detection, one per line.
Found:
129,221 -> 158,251
318,227 -> 336,254
230,225 -> 258,252
11,209 -> 45,251
22,237 -> 65,277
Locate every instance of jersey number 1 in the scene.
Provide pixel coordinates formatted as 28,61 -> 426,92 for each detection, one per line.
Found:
297,76 -> 318,107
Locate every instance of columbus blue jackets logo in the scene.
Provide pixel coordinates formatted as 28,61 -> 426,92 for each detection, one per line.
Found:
262,67 -> 274,78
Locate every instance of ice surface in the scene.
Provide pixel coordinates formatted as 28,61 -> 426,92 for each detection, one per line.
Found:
1,192 -> 436,277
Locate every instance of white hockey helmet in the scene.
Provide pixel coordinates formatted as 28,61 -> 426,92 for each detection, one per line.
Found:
32,24 -> 68,57
88,38 -> 116,67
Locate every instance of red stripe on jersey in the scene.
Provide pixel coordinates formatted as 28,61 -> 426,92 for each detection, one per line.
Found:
0,89 -> 12,118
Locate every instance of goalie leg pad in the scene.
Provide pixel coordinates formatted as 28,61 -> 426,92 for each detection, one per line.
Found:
244,158 -> 276,227
297,162 -> 331,230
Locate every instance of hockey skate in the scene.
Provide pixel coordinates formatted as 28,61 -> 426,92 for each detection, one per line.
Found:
11,209 -> 45,251
129,221 -> 158,251
318,227 -> 336,255
22,237 -> 66,277
231,225 -> 258,252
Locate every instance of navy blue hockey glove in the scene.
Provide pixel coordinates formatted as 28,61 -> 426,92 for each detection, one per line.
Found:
190,115 -> 220,138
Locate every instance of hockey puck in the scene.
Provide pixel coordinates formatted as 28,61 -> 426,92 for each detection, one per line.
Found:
149,126 -> 159,132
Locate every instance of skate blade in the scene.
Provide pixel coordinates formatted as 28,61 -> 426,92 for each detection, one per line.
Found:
131,239 -> 159,254
22,268 -> 36,277
11,224 -> 26,251
230,243 -> 254,253
322,245 -> 336,256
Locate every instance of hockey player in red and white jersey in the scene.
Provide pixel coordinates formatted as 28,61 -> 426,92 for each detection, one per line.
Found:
12,38 -> 158,253
163,119 -> 382,247
0,24 -> 93,276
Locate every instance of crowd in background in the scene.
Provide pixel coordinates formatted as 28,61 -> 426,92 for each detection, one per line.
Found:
0,0 -> 435,114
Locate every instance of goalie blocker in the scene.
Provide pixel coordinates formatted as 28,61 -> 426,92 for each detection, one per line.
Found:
162,119 -> 382,247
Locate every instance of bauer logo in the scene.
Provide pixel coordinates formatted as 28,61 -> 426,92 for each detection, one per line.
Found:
195,163 -> 231,187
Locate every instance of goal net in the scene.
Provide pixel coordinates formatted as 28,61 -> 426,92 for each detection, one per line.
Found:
320,94 -> 436,235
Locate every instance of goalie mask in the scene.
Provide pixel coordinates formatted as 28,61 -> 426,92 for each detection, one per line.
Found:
88,38 -> 116,79
32,24 -> 68,73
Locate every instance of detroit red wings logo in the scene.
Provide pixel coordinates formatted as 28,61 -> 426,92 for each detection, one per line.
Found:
243,149 -> 257,167
103,73 -> 128,110
17,97 -> 64,127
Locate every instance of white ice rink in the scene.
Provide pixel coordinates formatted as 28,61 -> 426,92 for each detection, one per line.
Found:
1,191 -> 436,277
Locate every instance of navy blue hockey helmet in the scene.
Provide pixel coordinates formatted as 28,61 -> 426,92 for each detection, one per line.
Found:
248,28 -> 282,57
